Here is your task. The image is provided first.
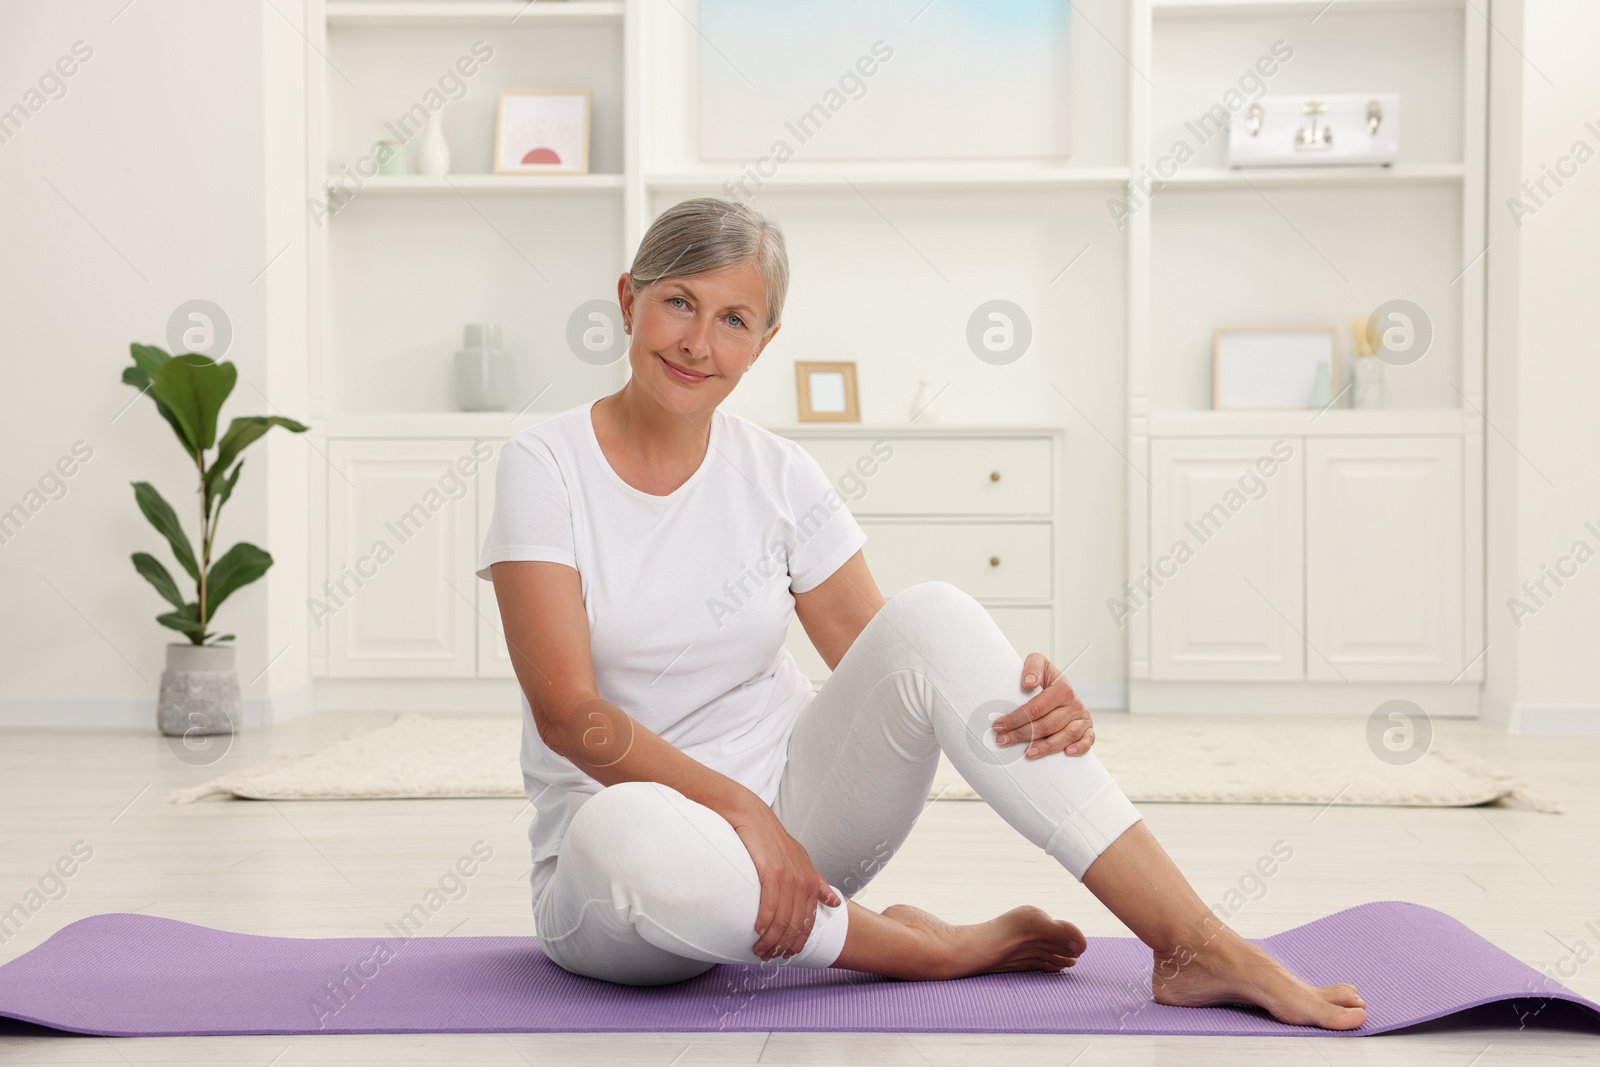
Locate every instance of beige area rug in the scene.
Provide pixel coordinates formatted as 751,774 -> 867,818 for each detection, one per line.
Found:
167,712 -> 1562,812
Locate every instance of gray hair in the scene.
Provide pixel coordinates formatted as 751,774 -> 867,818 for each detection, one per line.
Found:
628,197 -> 789,332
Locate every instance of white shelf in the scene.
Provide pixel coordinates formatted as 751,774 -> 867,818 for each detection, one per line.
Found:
1152,163 -> 1465,188
1152,0 -> 1462,16
645,165 -> 1130,192
325,1 -> 624,28
342,174 -> 625,194
1146,408 -> 1469,437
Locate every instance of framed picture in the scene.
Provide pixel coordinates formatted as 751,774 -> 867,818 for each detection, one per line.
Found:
493,89 -> 591,175
1212,325 -> 1338,410
795,361 -> 860,422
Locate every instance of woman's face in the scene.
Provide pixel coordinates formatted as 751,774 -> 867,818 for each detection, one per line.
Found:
617,261 -> 781,416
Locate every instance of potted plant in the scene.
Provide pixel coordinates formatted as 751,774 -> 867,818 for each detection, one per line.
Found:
123,343 -> 308,737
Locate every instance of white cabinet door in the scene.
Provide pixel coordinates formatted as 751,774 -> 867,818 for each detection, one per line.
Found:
475,438 -> 518,679
1149,438 -> 1304,680
1306,436 -> 1463,681
325,439 -> 480,677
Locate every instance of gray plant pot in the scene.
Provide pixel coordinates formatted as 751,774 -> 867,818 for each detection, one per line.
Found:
157,642 -> 242,738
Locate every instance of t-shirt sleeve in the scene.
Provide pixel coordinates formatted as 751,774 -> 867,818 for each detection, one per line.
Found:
475,433 -> 577,581
785,444 -> 868,595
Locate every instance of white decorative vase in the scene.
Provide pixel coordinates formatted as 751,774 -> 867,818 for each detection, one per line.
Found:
415,112 -> 451,176
157,642 -> 241,738
454,323 -> 512,411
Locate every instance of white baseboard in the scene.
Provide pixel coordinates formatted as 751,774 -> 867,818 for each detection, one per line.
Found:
1498,702 -> 1600,735
0,681 -> 318,730
0,698 -> 155,729
1127,680 -> 1481,717
261,681 -> 317,725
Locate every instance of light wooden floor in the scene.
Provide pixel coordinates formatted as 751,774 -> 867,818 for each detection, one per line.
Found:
1,710 -> 1596,1065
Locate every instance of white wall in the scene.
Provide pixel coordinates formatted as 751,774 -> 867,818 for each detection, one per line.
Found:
0,1 -> 310,726
1484,0 -> 1600,732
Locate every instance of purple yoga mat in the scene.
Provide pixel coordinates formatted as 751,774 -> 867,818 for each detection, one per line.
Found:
0,901 -> 1595,1038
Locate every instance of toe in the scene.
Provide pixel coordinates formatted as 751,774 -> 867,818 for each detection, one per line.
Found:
1323,983 -> 1367,1008
1053,921 -> 1087,957
1327,1004 -> 1368,1030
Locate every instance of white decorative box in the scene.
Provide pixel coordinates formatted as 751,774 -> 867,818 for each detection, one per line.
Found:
1228,93 -> 1400,167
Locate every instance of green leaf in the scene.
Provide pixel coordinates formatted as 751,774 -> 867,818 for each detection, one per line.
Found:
123,349 -> 192,454
128,342 -> 172,383
157,603 -> 207,639
131,481 -> 200,582
152,354 -> 236,453
208,634 -> 236,644
204,541 -> 273,616
211,459 -> 243,519
207,416 -> 309,494
131,551 -> 186,609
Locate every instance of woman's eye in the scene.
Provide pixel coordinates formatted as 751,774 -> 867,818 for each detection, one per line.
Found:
669,296 -> 687,309
728,314 -> 744,328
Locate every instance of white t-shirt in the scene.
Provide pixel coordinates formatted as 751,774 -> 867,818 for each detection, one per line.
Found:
474,397 -> 868,901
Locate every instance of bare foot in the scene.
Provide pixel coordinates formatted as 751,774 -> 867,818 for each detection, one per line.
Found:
880,903 -> 1087,981
1152,929 -> 1367,1030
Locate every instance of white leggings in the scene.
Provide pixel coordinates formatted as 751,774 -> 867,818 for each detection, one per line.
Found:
532,580 -> 1144,986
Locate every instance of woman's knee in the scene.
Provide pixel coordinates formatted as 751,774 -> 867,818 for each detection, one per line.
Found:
878,581 -> 1000,662
885,580 -> 983,621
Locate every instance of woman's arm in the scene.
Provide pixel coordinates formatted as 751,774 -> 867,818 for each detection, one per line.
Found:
490,559 -> 839,961
792,550 -> 886,671
491,559 -> 761,814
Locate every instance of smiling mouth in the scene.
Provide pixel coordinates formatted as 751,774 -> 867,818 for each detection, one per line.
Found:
659,354 -> 710,382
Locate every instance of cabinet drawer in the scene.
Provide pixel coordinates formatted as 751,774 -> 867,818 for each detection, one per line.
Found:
787,605 -> 1053,682
861,521 -> 1052,601
792,436 -> 1051,516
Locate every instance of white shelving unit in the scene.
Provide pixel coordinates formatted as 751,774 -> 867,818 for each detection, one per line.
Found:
301,0 -> 1487,712
1124,0 -> 1486,711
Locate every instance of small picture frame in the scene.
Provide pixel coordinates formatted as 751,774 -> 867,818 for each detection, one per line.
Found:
493,88 -> 591,175
795,361 -> 860,422
1212,325 -> 1338,410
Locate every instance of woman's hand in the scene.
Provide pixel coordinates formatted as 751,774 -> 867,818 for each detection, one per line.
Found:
726,801 -> 842,962
990,653 -> 1096,758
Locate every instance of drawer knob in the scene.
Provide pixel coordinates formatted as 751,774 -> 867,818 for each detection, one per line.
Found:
990,471 -> 1001,482
989,555 -> 1001,567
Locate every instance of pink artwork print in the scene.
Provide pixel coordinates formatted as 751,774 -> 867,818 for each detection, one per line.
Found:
498,91 -> 588,174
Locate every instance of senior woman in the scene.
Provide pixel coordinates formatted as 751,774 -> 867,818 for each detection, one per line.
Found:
477,197 -> 1366,1030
